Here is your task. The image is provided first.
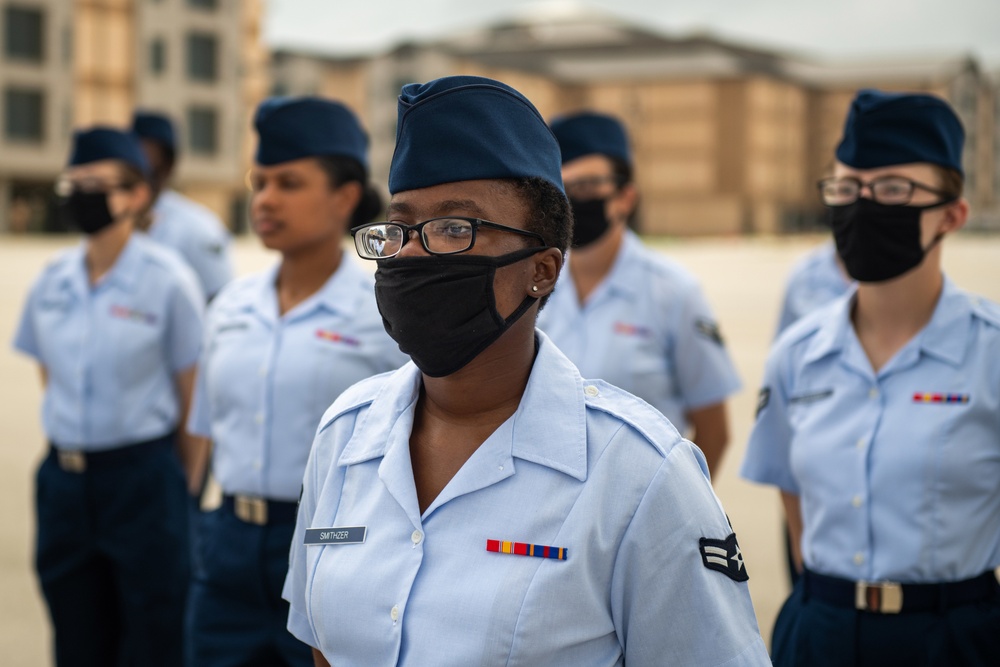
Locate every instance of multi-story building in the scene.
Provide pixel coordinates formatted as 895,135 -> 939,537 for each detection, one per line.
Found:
0,0 -> 267,233
270,8 -> 999,234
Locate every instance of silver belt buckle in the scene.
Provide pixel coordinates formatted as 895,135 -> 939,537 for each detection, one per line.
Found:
855,581 -> 903,614
234,495 -> 268,525
57,450 -> 87,473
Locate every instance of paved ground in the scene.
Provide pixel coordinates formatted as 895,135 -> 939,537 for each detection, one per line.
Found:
2,232 -> 998,664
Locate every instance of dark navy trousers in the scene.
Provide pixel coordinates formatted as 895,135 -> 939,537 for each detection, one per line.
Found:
185,502 -> 312,667
772,577 -> 1000,666
35,434 -> 189,667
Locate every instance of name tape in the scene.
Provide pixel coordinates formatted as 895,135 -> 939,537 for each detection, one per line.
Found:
304,526 -> 367,546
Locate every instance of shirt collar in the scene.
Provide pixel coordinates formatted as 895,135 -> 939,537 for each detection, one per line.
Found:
249,253 -> 367,324
601,230 -> 643,299
339,330 -> 589,481
800,275 -> 970,369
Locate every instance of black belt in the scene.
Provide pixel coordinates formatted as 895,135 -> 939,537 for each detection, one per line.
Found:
803,568 -> 999,614
222,494 -> 298,526
49,433 -> 175,473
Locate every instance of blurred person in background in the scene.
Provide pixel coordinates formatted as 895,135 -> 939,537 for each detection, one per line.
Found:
775,240 -> 852,337
132,110 -> 234,301
742,90 -> 1000,666
13,127 -> 204,666
538,111 -> 740,476
184,97 -> 407,667
284,75 -> 769,667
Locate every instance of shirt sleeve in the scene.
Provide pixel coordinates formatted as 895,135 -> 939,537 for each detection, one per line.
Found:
740,346 -> 798,493
673,283 -> 742,410
165,270 -> 205,373
610,441 -> 770,666
12,278 -> 42,360
185,230 -> 233,301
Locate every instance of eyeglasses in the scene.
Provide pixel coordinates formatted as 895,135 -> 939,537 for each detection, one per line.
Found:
54,178 -> 135,198
563,175 -> 621,199
351,217 -> 545,259
817,176 -> 952,207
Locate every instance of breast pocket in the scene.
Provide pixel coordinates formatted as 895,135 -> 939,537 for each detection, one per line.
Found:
106,304 -> 166,386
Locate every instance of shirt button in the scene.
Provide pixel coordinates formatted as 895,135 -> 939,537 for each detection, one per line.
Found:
855,437 -> 865,449
255,413 -> 264,424
258,366 -> 267,377
411,530 -> 422,545
868,388 -> 878,399
390,605 -> 399,622
854,552 -> 865,565
584,385 -> 599,397
852,495 -> 863,508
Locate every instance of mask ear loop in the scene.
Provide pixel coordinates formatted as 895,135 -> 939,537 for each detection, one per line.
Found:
919,196 -> 959,254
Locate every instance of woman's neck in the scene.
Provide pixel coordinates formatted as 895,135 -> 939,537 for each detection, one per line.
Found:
852,257 -> 944,370
85,221 -> 132,285
276,239 -> 343,315
569,224 -> 625,303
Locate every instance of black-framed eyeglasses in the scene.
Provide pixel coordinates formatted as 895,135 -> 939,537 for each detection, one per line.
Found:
54,178 -> 135,198
350,217 -> 545,259
817,176 -> 952,207
563,175 -> 622,199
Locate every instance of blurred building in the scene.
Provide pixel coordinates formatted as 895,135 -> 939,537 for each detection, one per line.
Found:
0,0 -> 267,233
270,7 -> 999,234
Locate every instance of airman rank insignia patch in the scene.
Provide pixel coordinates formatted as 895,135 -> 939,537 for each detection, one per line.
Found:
694,318 -> 724,345
699,533 -> 748,582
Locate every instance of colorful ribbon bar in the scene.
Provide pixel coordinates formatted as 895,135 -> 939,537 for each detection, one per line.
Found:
912,393 -> 970,404
486,539 -> 567,561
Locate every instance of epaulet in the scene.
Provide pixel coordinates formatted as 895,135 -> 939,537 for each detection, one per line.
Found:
316,369 -> 399,430
580,378 -> 685,459
968,293 -> 1000,330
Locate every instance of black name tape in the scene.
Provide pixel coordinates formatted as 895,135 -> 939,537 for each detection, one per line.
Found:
304,526 -> 367,546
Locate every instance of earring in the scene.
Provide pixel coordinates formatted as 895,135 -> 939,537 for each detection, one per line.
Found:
531,285 -> 539,292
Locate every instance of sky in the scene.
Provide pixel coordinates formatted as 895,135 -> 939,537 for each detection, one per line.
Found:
264,0 -> 1000,69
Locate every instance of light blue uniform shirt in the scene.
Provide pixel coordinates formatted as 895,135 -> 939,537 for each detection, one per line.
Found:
284,332 -> 768,666
774,241 -> 853,336
538,231 -> 741,433
13,234 -> 204,450
188,257 -> 408,501
149,190 -> 233,299
742,277 -> 1000,583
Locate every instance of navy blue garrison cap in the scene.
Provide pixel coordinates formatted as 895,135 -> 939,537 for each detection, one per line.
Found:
836,89 -> 965,175
131,111 -> 177,152
550,111 -> 632,166
69,127 -> 150,177
388,76 -> 564,194
254,96 -> 368,170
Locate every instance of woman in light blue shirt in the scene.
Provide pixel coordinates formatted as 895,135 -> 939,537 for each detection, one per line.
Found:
538,112 -> 740,476
184,97 -> 406,667
13,128 -> 204,666
742,90 -> 1000,666
284,76 -> 769,667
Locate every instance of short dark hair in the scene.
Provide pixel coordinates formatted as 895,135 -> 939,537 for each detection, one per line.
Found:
503,176 -> 573,309
935,166 -> 964,198
313,155 -> 384,227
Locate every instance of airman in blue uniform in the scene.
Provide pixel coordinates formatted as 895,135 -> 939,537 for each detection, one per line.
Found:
132,111 -> 233,301
13,128 -> 204,666
538,111 -> 740,475
775,240 -> 852,336
283,76 -> 769,667
184,97 -> 407,667
742,90 -> 1000,666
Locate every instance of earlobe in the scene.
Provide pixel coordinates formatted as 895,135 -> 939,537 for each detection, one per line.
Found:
528,248 -> 563,297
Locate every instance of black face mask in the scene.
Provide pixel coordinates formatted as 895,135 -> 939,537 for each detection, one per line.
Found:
568,197 -> 611,248
829,197 -> 953,283
59,190 -> 117,235
374,247 -> 543,377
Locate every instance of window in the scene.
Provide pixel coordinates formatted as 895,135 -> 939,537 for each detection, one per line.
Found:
4,6 -> 44,62
187,106 -> 218,154
150,38 -> 166,74
5,87 -> 44,141
186,32 -> 218,81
